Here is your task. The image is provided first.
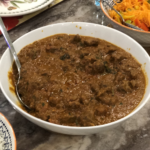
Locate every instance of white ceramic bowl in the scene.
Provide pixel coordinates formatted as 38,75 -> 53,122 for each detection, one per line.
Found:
0,113 -> 16,150
100,0 -> 150,47
0,22 -> 150,135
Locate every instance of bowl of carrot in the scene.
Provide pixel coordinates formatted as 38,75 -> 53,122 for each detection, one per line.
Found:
100,0 -> 150,47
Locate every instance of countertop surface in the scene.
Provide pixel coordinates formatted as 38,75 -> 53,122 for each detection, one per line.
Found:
0,0 -> 150,150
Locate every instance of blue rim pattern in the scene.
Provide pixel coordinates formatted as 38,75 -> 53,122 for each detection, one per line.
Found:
0,120 -> 12,150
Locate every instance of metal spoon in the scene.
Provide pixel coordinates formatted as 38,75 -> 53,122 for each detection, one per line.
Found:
0,17 -> 30,109
102,0 -> 143,31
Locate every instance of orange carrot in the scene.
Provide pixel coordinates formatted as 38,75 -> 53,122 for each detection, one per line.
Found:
134,18 -> 149,31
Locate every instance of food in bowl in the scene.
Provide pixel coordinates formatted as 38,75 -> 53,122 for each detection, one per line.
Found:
101,0 -> 150,47
108,0 -> 150,31
10,34 -> 146,127
1,22 -> 150,135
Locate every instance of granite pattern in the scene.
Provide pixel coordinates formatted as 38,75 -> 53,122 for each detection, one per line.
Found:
0,0 -> 150,149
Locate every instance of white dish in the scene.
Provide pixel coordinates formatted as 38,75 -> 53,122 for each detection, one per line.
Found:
0,0 -> 53,17
0,22 -> 150,135
0,113 -> 16,150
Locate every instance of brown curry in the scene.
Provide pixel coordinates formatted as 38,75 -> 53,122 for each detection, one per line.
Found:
11,34 -> 146,127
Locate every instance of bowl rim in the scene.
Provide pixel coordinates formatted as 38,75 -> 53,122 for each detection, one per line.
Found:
0,113 -> 17,150
0,22 -> 150,131
100,1 -> 150,34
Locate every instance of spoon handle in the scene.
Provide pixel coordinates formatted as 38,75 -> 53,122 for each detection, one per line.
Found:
0,17 -> 21,73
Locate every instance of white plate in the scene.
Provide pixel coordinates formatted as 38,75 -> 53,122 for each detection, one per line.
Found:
0,0 -> 54,17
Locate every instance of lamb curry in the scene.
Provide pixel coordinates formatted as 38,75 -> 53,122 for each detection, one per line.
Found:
11,34 -> 146,126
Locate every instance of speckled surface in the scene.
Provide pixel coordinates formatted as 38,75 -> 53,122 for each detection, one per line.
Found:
1,0 -> 150,149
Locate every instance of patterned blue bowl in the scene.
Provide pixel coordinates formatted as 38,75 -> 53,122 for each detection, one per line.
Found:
0,113 -> 16,150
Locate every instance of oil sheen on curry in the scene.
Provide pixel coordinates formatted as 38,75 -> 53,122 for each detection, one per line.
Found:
11,34 -> 146,127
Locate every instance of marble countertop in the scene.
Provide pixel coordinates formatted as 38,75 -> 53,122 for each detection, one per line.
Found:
1,0 -> 150,149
